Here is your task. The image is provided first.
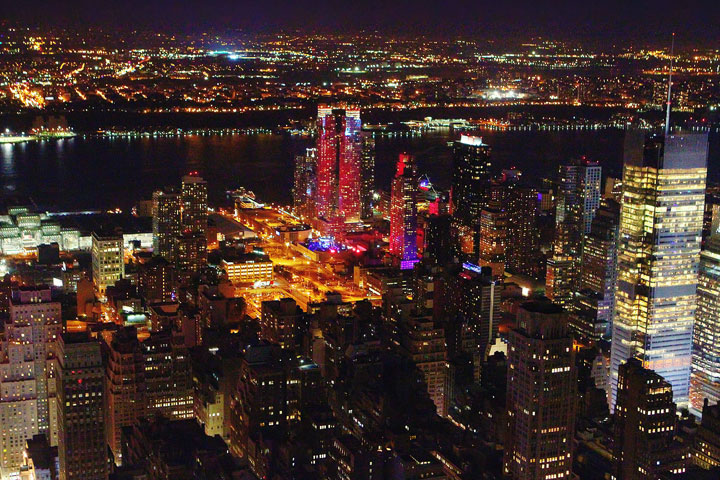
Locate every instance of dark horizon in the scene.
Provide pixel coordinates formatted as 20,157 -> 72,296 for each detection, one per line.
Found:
3,0 -> 720,47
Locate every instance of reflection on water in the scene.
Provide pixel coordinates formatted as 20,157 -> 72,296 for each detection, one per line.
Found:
0,129 -> 716,211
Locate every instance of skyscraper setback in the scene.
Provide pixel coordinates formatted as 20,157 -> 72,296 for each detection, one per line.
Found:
315,106 -> 363,225
389,154 -> 419,270
0,287 -> 62,476
609,130 -> 708,411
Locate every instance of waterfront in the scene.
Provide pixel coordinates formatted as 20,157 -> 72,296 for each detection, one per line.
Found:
1,127 -> 718,211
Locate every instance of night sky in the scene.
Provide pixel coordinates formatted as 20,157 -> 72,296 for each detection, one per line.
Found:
2,0 -> 720,45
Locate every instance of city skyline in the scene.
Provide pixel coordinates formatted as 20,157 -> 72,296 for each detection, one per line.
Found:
2,7 -> 720,480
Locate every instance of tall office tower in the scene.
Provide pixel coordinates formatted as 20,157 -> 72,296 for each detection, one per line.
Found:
501,183 -> 540,277
477,200 -> 507,280
142,329 -> 193,421
389,154 -> 419,270
181,174 -> 208,234
693,399 -> 720,469
546,159 -> 602,307
454,265 -> 501,379
690,233 -> 720,412
0,287 -> 61,475
451,134 -> 492,225
398,312 -> 448,417
92,231 -> 124,294
293,147 -> 318,219
360,133 -> 376,219
57,331 -> 108,480
173,231 -> 207,283
103,326 -> 145,466
572,198 -> 620,340
151,187 -> 181,260
503,301 -> 577,480
315,106 -> 363,224
612,358 -> 688,480
609,131 -> 708,411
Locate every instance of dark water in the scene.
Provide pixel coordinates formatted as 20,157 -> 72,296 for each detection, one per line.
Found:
1,128 -> 718,211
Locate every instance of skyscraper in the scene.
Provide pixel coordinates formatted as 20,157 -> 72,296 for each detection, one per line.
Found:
612,358 -> 688,480
0,287 -> 62,476
173,231 -> 207,283
690,233 -> 720,412
609,130 -> 708,411
504,301 -> 576,480
451,134 -> 492,225
389,154 -> 419,270
497,182 -> 540,277
57,331 -> 108,480
477,200 -> 507,280
546,159 -> 602,307
453,264 -> 501,380
315,106 -> 362,225
293,147 -> 317,220
573,198 -> 620,340
152,187 -> 181,260
103,326 -> 145,465
92,231 -> 124,294
398,312 -> 448,417
360,133 -> 375,219
181,174 -> 208,235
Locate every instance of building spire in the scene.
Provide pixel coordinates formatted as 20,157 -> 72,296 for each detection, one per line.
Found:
664,33 -> 675,136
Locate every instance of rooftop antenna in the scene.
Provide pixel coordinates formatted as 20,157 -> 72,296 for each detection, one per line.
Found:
664,33 -> 675,136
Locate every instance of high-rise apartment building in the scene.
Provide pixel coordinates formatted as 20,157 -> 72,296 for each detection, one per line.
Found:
103,326 -> 145,465
137,256 -> 175,303
504,301 -> 576,480
497,182 -> 540,277
142,328 -> 193,421
92,232 -> 124,294
260,298 -> 303,350
690,233 -> 720,412
152,188 -> 181,260
315,106 -> 362,224
612,358 -> 688,480
181,174 -> 208,235
609,131 -> 708,411
477,200 -> 507,280
573,198 -> 620,340
293,147 -> 317,219
0,287 -> 61,476
389,154 -> 419,270
56,331 -> 108,480
360,133 -> 376,219
546,160 -> 602,307
173,231 -> 207,283
398,312 -> 448,417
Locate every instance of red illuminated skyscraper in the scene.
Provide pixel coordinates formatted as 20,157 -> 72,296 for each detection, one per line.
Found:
390,154 -> 419,270
315,106 -> 363,225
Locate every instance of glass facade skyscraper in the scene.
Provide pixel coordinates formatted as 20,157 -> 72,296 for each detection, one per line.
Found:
315,106 -> 362,225
546,160 -> 601,308
690,233 -> 720,412
389,154 -> 419,270
609,130 -> 708,411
